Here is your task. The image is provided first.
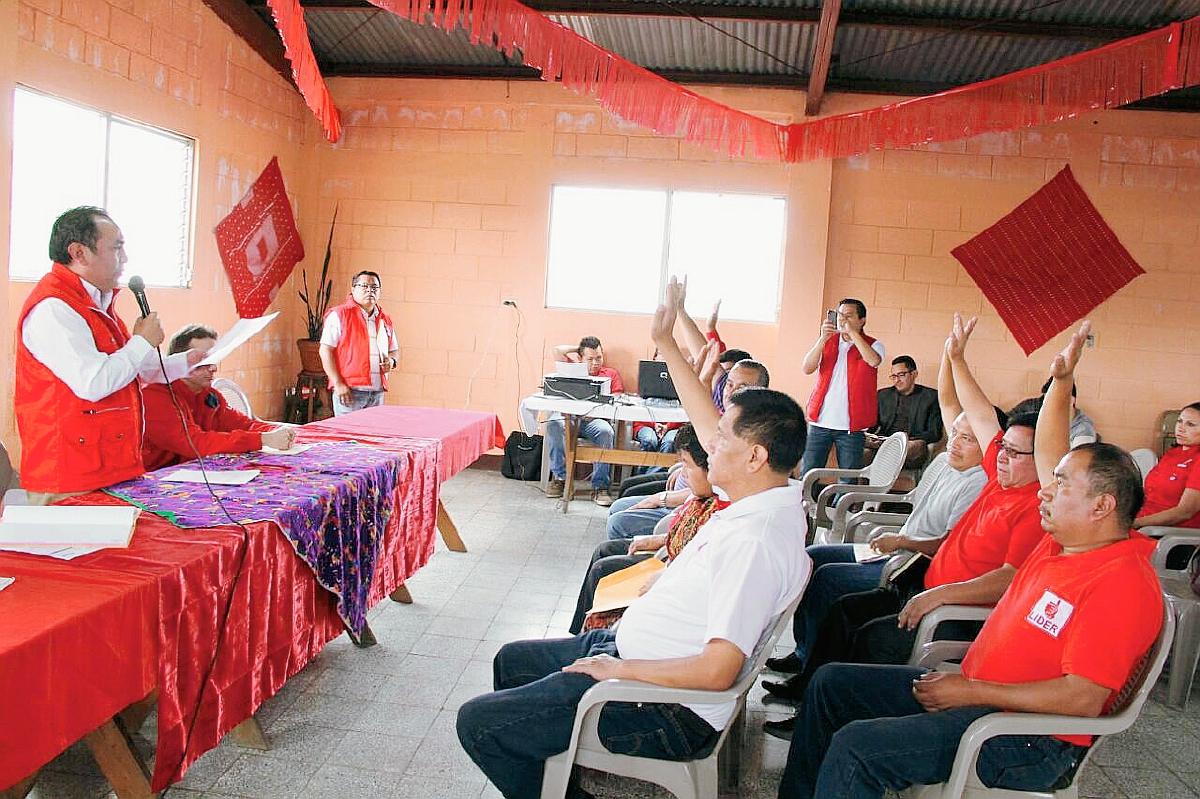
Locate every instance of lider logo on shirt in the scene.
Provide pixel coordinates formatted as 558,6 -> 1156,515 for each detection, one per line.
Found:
1025,590 -> 1074,638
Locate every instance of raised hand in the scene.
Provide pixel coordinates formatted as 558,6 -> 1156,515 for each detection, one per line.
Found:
1049,320 -> 1091,380
945,313 -> 978,361
706,300 -> 721,333
651,277 -> 683,344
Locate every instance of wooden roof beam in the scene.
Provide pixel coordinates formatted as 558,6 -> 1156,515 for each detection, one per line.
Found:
805,0 -> 841,116
204,0 -> 295,86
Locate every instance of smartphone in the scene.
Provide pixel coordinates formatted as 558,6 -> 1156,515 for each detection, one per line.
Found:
826,309 -> 838,327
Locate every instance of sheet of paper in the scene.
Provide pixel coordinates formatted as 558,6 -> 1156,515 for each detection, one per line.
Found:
0,505 -> 139,547
0,576 -> 13,591
162,469 -> 260,485
853,543 -> 889,563
0,544 -> 105,560
198,312 -> 279,366
261,443 -> 315,456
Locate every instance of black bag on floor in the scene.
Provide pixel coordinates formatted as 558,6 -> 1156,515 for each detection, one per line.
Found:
501,432 -> 543,480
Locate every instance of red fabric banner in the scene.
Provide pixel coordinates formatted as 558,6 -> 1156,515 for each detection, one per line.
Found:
266,0 -> 1200,163
214,156 -> 305,319
951,165 -> 1145,356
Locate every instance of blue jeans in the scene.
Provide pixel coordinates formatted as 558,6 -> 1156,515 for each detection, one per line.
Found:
457,630 -> 720,799
545,417 -> 615,488
635,427 -> 678,474
605,495 -> 672,541
801,425 -> 865,475
791,545 -> 885,663
779,664 -> 1086,799
332,387 -> 384,416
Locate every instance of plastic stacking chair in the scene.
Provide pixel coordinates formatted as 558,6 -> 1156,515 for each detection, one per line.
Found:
824,452 -> 952,545
212,378 -> 256,419
1150,531 -> 1200,709
901,604 -> 1174,799
801,432 -> 908,544
539,589 -> 806,799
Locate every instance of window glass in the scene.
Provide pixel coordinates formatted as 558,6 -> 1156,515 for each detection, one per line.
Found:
545,184 -> 785,323
9,87 -> 195,287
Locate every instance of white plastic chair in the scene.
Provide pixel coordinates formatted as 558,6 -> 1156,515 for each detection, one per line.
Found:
539,589 -> 806,799
802,431 -> 908,543
1150,530 -> 1200,709
901,604 -> 1175,799
824,452 -> 952,545
212,378 -> 256,419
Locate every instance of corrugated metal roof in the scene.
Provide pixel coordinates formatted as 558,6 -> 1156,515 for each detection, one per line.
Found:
549,15 -> 812,75
843,0 -> 1200,26
306,11 -> 515,66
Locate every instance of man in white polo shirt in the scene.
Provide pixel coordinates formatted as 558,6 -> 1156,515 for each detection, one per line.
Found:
457,278 -> 811,798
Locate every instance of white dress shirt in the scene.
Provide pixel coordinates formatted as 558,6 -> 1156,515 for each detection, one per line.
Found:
21,280 -> 190,402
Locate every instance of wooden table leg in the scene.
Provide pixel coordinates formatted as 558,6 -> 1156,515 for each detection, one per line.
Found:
83,718 -> 152,799
436,499 -> 466,552
228,716 -> 270,750
561,414 -> 580,513
116,691 -> 157,734
390,584 -> 413,604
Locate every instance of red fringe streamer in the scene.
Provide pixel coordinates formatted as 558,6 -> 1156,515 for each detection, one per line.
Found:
270,0 -> 1199,160
266,0 -> 343,142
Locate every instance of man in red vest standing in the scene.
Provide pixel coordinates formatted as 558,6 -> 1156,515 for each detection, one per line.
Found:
15,206 -> 200,505
800,299 -> 884,474
319,270 -> 400,416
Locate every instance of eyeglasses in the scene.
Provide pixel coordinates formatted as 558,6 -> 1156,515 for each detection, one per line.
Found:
889,370 -> 913,380
998,442 -> 1034,458
352,283 -> 381,292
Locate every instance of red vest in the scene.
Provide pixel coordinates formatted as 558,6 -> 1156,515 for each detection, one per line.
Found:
328,298 -> 395,390
15,263 -> 145,493
805,333 -> 879,432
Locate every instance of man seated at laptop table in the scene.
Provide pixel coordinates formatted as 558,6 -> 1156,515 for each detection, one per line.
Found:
545,336 -> 625,506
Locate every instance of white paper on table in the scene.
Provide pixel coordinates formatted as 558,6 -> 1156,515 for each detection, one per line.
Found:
162,469 -> 260,485
0,576 -> 13,590
197,312 -> 280,366
0,505 -> 139,547
0,544 -> 105,560
261,443 -> 315,456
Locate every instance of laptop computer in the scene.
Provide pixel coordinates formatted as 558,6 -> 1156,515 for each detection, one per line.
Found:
638,360 -> 678,400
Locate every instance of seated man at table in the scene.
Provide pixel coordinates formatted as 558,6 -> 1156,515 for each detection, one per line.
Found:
778,322 -> 1163,799
458,280 -> 810,799
545,336 -> 625,506
142,324 -> 296,470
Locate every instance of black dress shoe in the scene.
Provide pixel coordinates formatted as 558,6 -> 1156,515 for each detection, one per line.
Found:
763,715 -> 796,741
761,675 -> 806,701
765,653 -> 801,673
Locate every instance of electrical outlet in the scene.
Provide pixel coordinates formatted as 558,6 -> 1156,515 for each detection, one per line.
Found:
502,299 -> 517,307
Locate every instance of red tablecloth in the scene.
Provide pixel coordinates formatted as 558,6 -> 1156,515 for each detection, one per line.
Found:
301,405 -> 505,482
0,406 -> 501,791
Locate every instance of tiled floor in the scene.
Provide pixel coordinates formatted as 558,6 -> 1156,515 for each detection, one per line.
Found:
26,467 -> 1200,798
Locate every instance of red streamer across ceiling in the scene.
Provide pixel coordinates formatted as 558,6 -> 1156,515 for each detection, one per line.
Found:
268,0 -> 1200,162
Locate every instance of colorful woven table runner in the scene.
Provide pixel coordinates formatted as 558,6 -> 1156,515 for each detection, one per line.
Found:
105,441 -> 400,635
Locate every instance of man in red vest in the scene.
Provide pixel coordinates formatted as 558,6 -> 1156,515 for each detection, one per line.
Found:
15,206 -> 201,504
800,298 -> 884,474
319,270 -> 400,416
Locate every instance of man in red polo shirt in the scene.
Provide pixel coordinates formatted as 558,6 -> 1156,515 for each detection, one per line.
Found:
778,319 -> 1163,799
763,315 -> 1043,720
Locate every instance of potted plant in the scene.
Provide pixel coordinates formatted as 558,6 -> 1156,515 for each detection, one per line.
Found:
297,204 -> 336,374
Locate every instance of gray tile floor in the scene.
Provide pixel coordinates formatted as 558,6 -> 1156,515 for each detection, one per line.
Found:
26,467 -> 1200,798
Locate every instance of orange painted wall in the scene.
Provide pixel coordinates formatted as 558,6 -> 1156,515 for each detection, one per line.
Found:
3,0 -> 1200,462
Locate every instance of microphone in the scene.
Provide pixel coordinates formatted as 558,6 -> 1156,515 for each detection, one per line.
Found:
127,275 -> 151,318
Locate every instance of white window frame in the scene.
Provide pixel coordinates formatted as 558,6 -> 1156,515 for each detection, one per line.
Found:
8,86 -> 196,288
544,184 -> 787,324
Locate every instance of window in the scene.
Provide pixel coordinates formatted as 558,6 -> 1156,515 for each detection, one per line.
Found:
545,185 -> 786,323
9,87 -> 195,287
